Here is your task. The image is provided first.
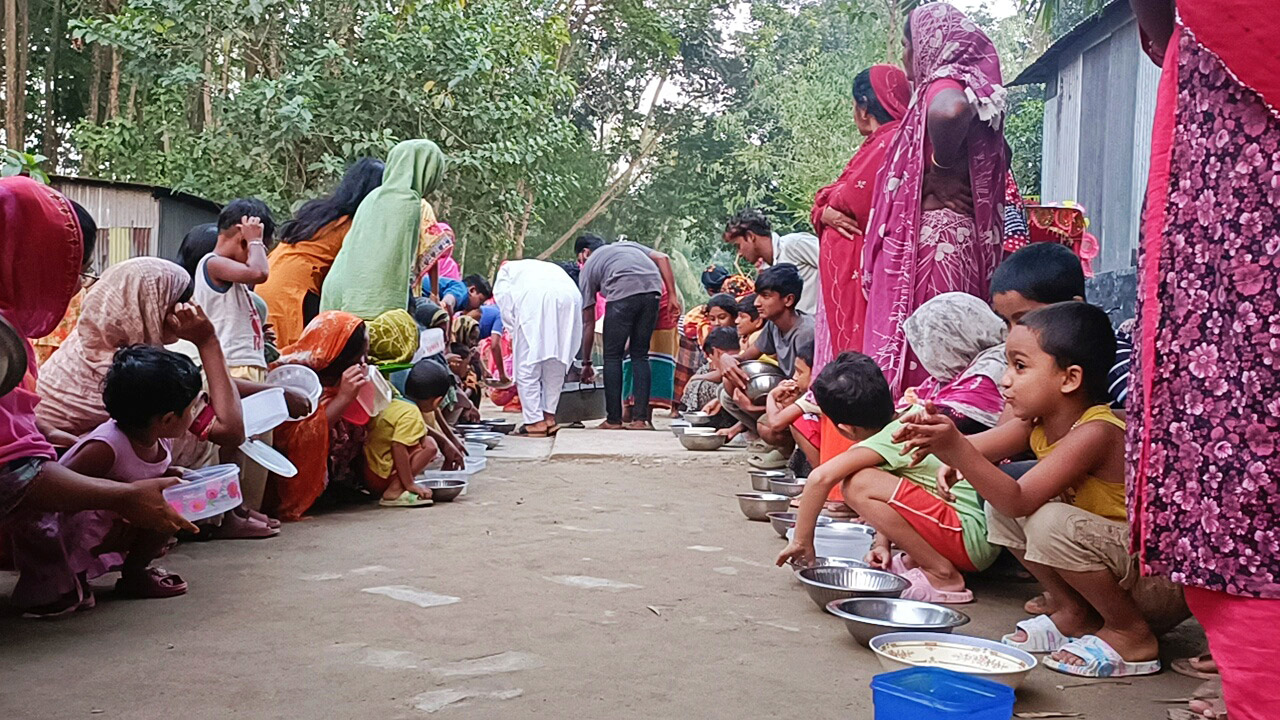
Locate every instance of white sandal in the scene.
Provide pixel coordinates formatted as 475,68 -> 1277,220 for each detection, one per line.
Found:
1001,613 -> 1072,652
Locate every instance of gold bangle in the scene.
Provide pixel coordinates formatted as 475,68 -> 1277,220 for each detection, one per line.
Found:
931,152 -> 953,170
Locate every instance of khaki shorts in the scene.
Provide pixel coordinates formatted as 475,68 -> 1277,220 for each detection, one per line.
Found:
228,365 -> 267,383
986,501 -> 1137,587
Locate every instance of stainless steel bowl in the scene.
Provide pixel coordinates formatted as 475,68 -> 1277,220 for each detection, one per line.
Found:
416,478 -> 467,502
768,478 -> 806,497
739,360 -> 786,378
455,423 -> 488,433
670,421 -> 691,437
735,492 -> 792,521
794,566 -> 910,609
766,511 -> 832,538
826,597 -> 970,645
682,411 -> 714,426
789,556 -> 870,571
748,469 -> 791,492
481,420 -> 515,435
680,431 -> 727,451
463,431 -> 502,449
744,373 -> 784,402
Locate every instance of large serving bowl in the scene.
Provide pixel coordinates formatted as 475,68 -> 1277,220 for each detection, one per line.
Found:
794,566 -> 909,608
766,511 -> 831,538
748,469 -> 791,492
788,556 -> 870,571
735,492 -> 792,521
463,431 -> 502,450
680,429 -> 727,451
415,478 -> 467,502
869,632 -> 1038,689
826,598 -> 970,646
768,478 -> 806,497
682,411 -> 714,426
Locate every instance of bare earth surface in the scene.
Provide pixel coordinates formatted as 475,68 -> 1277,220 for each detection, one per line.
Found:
0,417 -> 1205,719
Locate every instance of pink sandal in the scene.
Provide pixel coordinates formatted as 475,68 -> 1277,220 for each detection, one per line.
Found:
898,567 -> 974,604
117,567 -> 188,599
211,511 -> 279,539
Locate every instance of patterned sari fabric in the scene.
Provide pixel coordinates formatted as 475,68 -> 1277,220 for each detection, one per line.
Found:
1129,24 -> 1280,601
624,287 -> 679,410
863,2 -> 1008,398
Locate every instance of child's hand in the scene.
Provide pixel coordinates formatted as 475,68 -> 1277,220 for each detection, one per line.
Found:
701,397 -> 721,416
771,380 -> 800,407
865,545 -> 893,569
262,322 -> 277,347
776,539 -> 815,568
440,439 -> 464,470
240,216 -> 264,244
282,387 -> 311,418
893,402 -> 963,465
336,364 -> 369,402
934,464 -> 960,502
167,302 -> 217,345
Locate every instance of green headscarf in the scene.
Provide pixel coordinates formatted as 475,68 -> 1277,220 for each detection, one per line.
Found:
320,139 -> 446,320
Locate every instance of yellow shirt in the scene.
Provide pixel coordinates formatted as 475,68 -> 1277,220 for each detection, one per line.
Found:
1030,404 -> 1127,521
363,399 -> 427,480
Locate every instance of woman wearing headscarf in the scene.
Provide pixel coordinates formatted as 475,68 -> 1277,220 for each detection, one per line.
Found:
900,292 -> 1005,433
321,139 -> 446,319
1130,3 -> 1280,716
258,158 -> 385,347
863,2 -> 1009,399
493,260 -> 583,436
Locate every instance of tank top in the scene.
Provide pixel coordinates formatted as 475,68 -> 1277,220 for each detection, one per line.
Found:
193,254 -> 266,369
1030,404 -> 1127,521
61,419 -> 172,482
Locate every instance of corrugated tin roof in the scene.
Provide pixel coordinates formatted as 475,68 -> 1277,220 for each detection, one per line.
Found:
1010,0 -> 1130,86
50,174 -> 220,212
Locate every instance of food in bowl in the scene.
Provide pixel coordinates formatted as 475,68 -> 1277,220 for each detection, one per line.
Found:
868,632 -> 1037,689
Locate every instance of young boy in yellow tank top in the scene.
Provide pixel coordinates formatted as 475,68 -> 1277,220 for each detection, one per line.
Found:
895,302 -> 1159,679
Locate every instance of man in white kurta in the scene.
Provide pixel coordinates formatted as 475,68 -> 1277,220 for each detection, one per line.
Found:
492,260 -> 583,435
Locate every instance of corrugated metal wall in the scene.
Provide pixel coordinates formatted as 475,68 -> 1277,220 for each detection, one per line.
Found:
52,181 -> 161,268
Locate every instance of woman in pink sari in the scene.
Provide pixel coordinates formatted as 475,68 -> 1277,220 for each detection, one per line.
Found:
863,2 -> 1008,398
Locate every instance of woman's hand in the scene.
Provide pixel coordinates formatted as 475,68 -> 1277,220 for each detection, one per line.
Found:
118,477 -> 199,535
892,402 -> 964,466
922,168 -> 974,215
335,364 -> 369,403
776,538 -> 815,568
821,206 -> 863,239
167,303 -> 217,346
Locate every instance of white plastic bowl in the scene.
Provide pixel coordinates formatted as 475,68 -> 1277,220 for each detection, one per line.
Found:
164,464 -> 243,521
241,387 -> 290,437
266,364 -> 322,417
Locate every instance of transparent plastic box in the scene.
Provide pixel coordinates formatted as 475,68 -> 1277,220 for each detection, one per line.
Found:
164,463 -> 243,521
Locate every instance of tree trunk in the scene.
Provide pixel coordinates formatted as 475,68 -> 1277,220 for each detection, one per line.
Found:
513,180 -> 534,259
3,0 -> 29,149
125,81 -> 136,121
106,46 -> 120,120
87,44 -> 102,124
40,0 -> 62,160
201,35 -> 214,129
883,0 -> 901,64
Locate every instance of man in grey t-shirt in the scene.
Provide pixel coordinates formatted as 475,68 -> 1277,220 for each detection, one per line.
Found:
576,234 -> 680,430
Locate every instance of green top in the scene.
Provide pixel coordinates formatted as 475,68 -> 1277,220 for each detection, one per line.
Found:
320,139 -> 446,320
857,418 -> 999,571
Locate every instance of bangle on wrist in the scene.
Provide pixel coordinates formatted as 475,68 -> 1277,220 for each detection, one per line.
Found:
930,152 -> 953,170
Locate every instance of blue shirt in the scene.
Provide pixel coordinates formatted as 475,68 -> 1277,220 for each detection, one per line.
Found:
478,303 -> 504,337
429,276 -> 469,311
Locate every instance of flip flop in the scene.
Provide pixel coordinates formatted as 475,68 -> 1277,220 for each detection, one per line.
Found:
546,424 -> 562,436
117,567 -> 188,599
211,512 -> 280,539
1171,653 -> 1218,680
513,425 -> 549,438
1001,613 -> 1073,652
898,567 -> 974,604
379,491 -> 433,508
1043,634 -> 1161,678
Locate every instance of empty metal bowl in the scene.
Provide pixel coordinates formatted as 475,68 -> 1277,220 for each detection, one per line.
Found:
416,478 -> 467,502
680,430 -> 727,451
481,420 -> 515,435
670,421 -> 691,437
766,511 -> 832,538
826,597 -> 970,645
682,411 -> 714,426
794,566 -> 910,609
735,492 -> 792,521
744,373 -> 784,402
456,423 -> 488,433
768,478 -> 806,497
789,556 -> 870,571
748,469 -> 791,492
739,360 -> 786,378
463,431 -> 502,450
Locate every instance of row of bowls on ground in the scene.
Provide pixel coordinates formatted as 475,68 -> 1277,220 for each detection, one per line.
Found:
735,466 -> 1038,690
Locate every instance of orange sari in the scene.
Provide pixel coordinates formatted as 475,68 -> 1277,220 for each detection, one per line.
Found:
256,216 -> 352,348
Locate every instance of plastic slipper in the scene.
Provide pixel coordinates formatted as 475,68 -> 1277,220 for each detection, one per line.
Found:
211,512 -> 280,540
116,567 -> 188,599
1001,613 -> 1072,652
513,425 -> 549,438
546,424 -> 561,436
1043,634 -> 1161,678
379,491 -> 433,508
748,449 -> 789,470
21,590 -> 96,619
1171,653 -> 1218,680
898,567 -> 974,604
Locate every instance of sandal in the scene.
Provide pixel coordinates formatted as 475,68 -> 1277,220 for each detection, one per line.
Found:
546,423 -> 561,436
242,507 -> 281,529
379,491 -> 433,508
21,589 -> 96,619
1172,652 -> 1218,680
1001,614 -> 1073,652
1043,635 -> 1161,678
117,567 -> 188,599
211,511 -> 280,540
513,425 -> 549,438
898,567 -> 974,604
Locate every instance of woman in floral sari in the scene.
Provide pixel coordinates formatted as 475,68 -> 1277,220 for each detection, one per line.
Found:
1131,3 -> 1280,717
863,2 -> 1008,399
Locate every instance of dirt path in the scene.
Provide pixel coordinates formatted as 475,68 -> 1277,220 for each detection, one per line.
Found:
0,436 -> 1205,718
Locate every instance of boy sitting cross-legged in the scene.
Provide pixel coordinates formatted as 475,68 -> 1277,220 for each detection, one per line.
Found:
776,352 -> 998,603
895,302 -> 1158,679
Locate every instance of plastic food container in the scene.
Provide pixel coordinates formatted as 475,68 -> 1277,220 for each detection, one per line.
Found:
870,667 -> 1015,720
787,522 -> 876,560
357,365 -> 393,417
241,386 -> 290,436
465,441 -> 487,458
265,364 -> 322,417
164,464 -> 243,521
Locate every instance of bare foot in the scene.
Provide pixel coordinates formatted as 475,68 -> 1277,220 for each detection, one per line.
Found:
596,421 -> 625,430
624,421 -> 655,431
1049,624 -> 1159,667
1025,591 -> 1055,615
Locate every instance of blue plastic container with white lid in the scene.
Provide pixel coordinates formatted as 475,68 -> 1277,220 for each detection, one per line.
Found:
871,667 -> 1014,720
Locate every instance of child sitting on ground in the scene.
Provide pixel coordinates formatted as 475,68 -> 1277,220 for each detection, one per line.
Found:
895,302 -> 1157,678
735,293 -> 769,357
363,395 -> 439,508
683,327 -> 740,429
763,336 -> 820,469
404,358 -> 468,471
776,351 -> 998,604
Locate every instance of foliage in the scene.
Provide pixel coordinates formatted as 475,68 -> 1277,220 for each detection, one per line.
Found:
1,149 -> 50,183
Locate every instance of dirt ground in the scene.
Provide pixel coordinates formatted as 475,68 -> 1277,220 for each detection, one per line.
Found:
0,422 -> 1206,719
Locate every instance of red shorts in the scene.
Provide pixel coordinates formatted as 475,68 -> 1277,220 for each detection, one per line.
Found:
792,415 -> 821,449
887,478 -> 978,573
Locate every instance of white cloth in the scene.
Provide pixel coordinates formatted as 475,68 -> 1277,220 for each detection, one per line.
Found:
192,254 -> 267,369
770,232 -> 820,315
493,260 -> 582,368
516,358 -> 568,424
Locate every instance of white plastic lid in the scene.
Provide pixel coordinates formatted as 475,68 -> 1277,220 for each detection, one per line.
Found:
239,438 -> 299,477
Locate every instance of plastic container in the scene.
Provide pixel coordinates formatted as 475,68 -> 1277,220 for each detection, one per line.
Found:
241,386 -> 290,436
357,365 -> 393,417
465,441 -> 487,458
266,364 -> 322,417
164,463 -> 243,521
787,522 -> 876,560
871,667 -> 1015,720
464,456 -> 487,474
